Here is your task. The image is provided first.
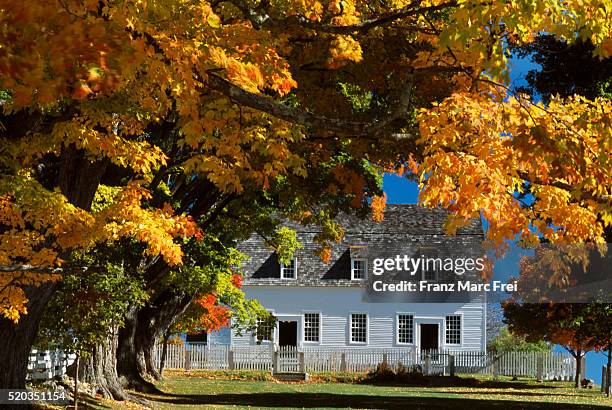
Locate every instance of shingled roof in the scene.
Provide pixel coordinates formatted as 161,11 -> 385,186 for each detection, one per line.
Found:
238,204 -> 484,287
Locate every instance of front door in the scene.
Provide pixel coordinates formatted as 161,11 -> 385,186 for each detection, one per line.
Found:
420,324 -> 439,351
278,320 -> 298,346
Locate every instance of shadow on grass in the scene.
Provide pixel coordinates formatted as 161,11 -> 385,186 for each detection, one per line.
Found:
360,376 -> 558,390
139,391 -> 609,409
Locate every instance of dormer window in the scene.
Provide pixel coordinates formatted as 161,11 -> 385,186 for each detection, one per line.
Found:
419,247 -> 439,282
280,258 -> 297,279
351,258 -> 366,281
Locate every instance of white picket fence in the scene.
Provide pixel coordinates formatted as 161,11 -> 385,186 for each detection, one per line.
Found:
27,349 -> 77,381
155,344 -> 576,380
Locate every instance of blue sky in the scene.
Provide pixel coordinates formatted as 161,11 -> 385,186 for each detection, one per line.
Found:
380,55 -> 609,383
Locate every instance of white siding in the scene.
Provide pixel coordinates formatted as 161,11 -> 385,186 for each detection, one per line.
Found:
232,286 -> 485,350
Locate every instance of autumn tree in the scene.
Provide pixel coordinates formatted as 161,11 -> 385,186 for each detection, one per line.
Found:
1,0 -> 610,397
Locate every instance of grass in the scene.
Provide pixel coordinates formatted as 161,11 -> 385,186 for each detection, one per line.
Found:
89,371 -> 612,410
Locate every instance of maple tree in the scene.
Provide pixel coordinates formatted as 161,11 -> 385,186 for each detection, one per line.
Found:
0,0 -> 610,395
503,241 -> 612,388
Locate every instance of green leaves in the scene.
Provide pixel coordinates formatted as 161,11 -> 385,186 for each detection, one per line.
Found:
270,226 -> 302,266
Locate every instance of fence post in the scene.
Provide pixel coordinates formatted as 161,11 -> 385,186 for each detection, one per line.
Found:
184,346 -> 191,371
536,354 -> 543,382
299,352 -> 305,373
493,357 -> 499,381
424,354 -> 430,376
382,353 -> 388,367
228,350 -> 235,370
340,353 -> 347,372
273,350 -> 279,374
602,366 -> 606,393
449,355 -> 455,377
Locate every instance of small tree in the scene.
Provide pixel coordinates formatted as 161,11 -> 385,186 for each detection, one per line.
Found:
488,327 -> 551,353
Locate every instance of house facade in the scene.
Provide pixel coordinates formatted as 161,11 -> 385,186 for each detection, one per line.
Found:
221,205 -> 487,351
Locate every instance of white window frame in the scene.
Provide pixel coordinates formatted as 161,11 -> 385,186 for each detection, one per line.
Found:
444,314 -> 462,346
349,312 -> 368,345
396,312 -> 415,345
280,257 -> 297,280
302,311 -> 322,344
253,310 -> 275,343
351,258 -> 367,281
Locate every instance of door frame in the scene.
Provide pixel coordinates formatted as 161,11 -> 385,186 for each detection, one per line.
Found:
273,314 -> 301,348
414,317 -> 444,351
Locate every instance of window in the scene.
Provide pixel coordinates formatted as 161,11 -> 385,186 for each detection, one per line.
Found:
350,313 -> 367,343
445,315 -> 461,345
397,314 -> 414,344
351,258 -> 366,280
423,267 -> 438,281
303,313 -> 320,342
280,258 -> 297,279
420,247 -> 439,282
255,318 -> 273,341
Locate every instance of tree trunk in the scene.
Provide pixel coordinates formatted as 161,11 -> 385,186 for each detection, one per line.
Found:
116,307 -> 158,393
606,347 -> 611,397
159,331 -> 171,377
74,353 -> 79,410
575,349 -> 582,388
70,331 -> 129,401
0,283 -> 58,391
117,291 -> 193,390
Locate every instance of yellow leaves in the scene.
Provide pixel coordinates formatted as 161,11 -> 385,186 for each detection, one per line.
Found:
370,194 -> 387,222
206,41 -> 297,96
0,176 -> 203,321
53,119 -> 167,175
328,35 -> 363,68
417,91 -> 611,247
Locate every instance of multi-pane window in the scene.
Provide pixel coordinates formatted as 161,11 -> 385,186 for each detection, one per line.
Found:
420,247 -> 439,282
280,258 -> 297,279
423,267 -> 438,281
350,313 -> 367,343
397,314 -> 414,344
445,315 -> 461,345
255,318 -> 273,341
304,313 -> 320,342
351,259 -> 366,280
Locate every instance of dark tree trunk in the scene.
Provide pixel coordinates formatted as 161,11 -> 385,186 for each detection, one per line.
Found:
606,346 -> 611,397
574,349 -> 582,388
116,307 -> 157,393
117,291 -> 193,391
69,330 -> 129,401
0,283 -> 58,391
159,331 -> 171,377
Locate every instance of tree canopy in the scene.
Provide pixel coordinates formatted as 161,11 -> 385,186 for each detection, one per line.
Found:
1,0 -> 610,324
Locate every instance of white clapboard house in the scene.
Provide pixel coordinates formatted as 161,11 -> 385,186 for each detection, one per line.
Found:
213,205 -> 486,352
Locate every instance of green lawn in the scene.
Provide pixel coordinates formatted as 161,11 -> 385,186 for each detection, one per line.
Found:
90,371 -> 612,410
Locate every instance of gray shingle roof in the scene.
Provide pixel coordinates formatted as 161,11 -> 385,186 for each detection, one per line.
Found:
238,205 -> 484,287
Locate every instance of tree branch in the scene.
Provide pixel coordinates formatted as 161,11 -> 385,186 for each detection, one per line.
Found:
287,1 -> 456,34
206,70 -> 415,138
0,265 -> 62,274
